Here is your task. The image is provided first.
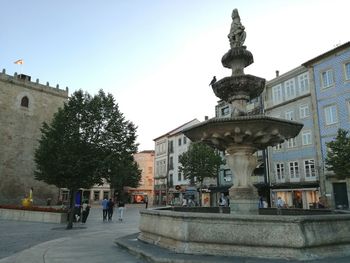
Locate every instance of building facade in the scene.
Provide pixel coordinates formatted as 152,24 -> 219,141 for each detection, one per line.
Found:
128,150 -> 155,204
303,42 -> 350,209
0,70 -> 68,204
153,119 -> 200,205
264,66 -> 320,209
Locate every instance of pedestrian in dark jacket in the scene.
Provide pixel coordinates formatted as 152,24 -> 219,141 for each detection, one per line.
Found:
107,198 -> 115,221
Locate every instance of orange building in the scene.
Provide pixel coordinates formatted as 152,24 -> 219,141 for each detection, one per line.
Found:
128,150 -> 155,205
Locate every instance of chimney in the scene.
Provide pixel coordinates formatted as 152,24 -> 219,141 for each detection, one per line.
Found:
275,70 -> 279,77
204,116 -> 209,121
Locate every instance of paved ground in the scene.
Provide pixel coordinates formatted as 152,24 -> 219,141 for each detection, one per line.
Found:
1,205 -> 350,263
0,204 -> 146,263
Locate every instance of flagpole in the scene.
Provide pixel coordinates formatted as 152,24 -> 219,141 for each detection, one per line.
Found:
14,59 -> 24,75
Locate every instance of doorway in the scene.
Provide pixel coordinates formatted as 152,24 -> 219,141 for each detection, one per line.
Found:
333,183 -> 349,209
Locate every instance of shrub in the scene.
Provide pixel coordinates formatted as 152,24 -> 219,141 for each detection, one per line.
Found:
0,204 -> 66,213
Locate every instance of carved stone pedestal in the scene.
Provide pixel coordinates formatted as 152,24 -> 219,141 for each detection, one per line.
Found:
229,187 -> 258,215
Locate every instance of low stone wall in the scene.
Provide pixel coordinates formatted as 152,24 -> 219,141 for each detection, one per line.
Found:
169,206 -> 230,214
139,209 -> 350,260
0,208 -> 66,223
259,208 -> 333,215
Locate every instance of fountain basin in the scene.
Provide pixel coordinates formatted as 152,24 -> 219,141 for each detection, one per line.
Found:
212,75 -> 265,102
138,209 -> 350,260
183,115 -> 303,152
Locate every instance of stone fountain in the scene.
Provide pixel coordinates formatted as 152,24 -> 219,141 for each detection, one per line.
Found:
137,9 -> 350,260
182,8 -> 303,214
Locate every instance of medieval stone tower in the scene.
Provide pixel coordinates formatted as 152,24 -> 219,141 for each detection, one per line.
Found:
0,69 -> 68,204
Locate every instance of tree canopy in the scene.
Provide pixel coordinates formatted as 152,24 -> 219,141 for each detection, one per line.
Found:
35,90 -> 140,228
178,142 -> 224,185
325,128 -> 350,179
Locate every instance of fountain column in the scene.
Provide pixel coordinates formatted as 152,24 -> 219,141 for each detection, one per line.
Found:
225,146 -> 258,213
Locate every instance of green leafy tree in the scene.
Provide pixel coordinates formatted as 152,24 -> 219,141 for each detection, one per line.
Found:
179,142 -> 225,204
325,128 -> 350,179
35,90 -> 140,229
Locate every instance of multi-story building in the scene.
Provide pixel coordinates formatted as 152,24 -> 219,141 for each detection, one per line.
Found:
264,66 -> 320,208
0,70 -> 68,204
128,150 -> 155,204
303,42 -> 350,209
153,119 -> 200,205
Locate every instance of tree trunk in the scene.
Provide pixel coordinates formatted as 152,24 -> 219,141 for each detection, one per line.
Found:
199,182 -> 203,206
66,188 -> 76,230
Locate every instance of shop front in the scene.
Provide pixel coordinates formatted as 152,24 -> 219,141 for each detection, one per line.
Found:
271,186 -> 319,209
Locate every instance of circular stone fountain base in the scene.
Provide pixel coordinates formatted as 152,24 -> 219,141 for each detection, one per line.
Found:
138,209 -> 350,261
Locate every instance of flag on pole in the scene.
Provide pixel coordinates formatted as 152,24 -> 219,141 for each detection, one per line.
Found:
14,59 -> 24,65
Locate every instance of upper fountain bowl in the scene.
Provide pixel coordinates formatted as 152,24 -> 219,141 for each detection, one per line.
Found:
183,115 -> 303,152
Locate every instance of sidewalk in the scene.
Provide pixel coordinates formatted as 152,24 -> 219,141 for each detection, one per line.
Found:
0,205 -> 145,263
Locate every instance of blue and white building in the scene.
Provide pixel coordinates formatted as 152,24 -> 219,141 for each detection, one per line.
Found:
264,66 -> 320,209
303,42 -> 350,209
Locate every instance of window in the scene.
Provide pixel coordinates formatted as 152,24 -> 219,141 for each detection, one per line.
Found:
183,136 -> 187,144
103,191 -> 109,199
285,110 -> 294,120
168,141 -> 174,153
302,130 -> 312,145
289,161 -> 299,179
21,96 -> 29,107
178,172 -> 182,181
344,62 -> 350,81
61,190 -> 69,202
284,79 -> 296,100
298,73 -> 309,94
223,169 -> 232,182
273,143 -> 282,151
169,157 -> 174,170
275,163 -> 285,180
324,105 -> 338,125
178,138 -> 182,146
272,85 -> 283,104
169,174 -> 173,187
299,104 -> 310,119
221,106 -> 230,116
94,191 -> 100,201
287,138 -> 297,148
304,159 -> 315,178
321,69 -> 334,88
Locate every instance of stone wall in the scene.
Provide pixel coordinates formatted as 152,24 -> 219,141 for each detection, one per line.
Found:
0,70 -> 68,204
139,208 -> 350,260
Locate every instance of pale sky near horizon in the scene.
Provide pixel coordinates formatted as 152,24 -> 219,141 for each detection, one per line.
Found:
1,0 -> 349,151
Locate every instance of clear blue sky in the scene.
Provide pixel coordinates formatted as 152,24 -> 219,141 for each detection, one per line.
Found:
1,0 -> 348,150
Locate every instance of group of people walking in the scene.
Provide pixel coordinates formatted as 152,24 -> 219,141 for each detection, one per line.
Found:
101,198 -> 125,222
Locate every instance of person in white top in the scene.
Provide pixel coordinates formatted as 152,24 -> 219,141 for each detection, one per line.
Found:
219,193 -> 227,207
277,197 -> 285,208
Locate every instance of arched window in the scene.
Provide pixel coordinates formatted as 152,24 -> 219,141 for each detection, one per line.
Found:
21,96 -> 29,107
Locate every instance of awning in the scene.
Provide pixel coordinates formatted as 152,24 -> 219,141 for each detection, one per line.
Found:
208,185 -> 231,193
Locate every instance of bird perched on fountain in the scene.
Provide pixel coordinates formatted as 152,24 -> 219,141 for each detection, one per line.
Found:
209,76 -> 217,86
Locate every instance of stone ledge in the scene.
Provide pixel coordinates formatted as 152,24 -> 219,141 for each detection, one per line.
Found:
139,209 -> 350,260
0,208 -> 66,223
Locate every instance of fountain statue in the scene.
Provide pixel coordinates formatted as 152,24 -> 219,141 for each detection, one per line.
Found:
183,8 -> 303,214
136,9 -> 350,260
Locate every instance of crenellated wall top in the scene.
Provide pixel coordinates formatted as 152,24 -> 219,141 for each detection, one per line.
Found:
0,68 -> 68,98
